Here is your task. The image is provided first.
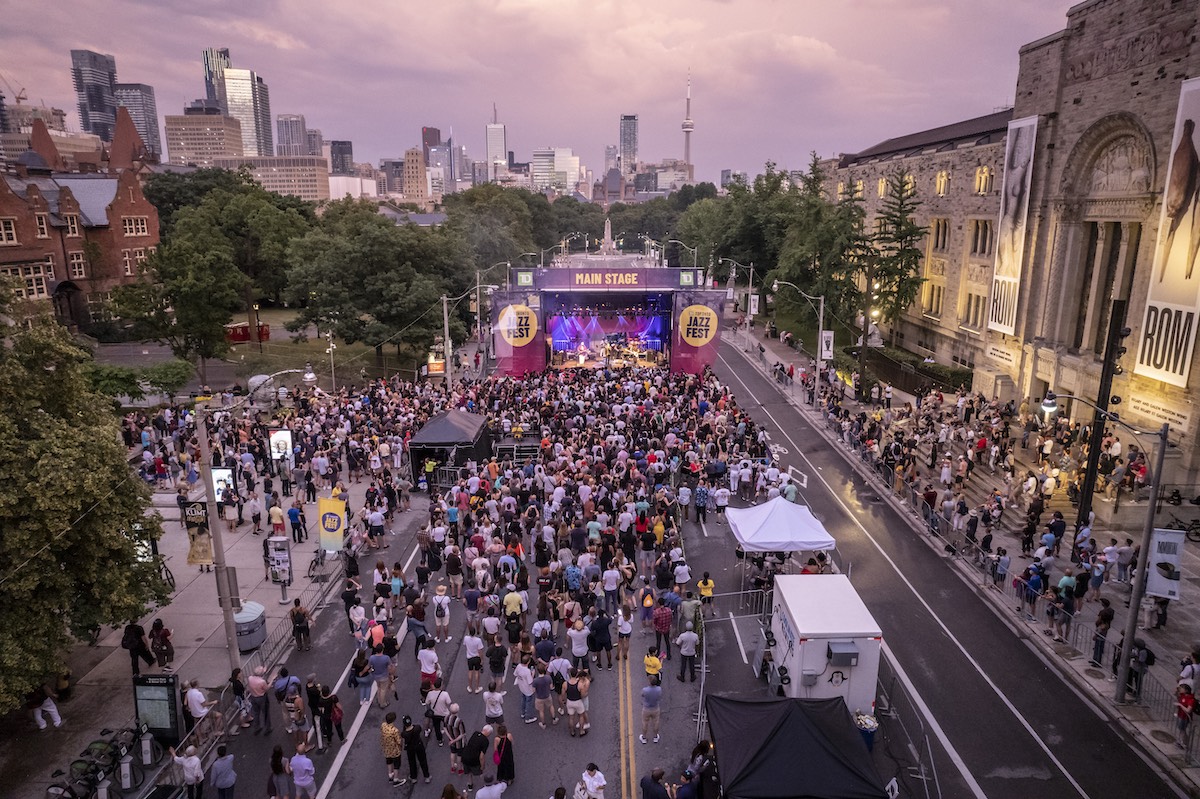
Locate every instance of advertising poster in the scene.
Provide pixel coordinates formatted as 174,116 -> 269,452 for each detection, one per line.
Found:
267,536 -> 292,585
317,496 -> 345,553
183,501 -> 213,567
491,294 -> 545,376
820,330 -> 835,363
671,291 -> 725,374
1136,77 -> 1200,388
1145,527 -> 1185,600
269,429 -> 294,469
988,115 -> 1038,335
211,467 -> 234,504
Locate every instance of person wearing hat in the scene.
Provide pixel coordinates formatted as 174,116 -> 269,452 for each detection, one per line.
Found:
432,584 -> 453,643
400,714 -> 431,784
676,768 -> 699,799
675,621 -> 700,683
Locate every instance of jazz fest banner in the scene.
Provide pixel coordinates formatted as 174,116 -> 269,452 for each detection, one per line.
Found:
988,115 -> 1038,335
1136,77 -> 1200,388
1145,527 -> 1185,601
317,496 -> 345,553
671,291 -> 726,374
183,501 -> 213,567
491,293 -> 545,376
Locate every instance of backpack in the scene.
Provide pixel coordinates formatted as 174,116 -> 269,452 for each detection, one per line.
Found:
435,600 -> 447,619
642,591 -> 655,609
121,625 -> 139,650
1145,647 -> 1157,667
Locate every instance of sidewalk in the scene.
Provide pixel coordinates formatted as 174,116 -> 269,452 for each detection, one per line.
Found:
0,446 -> 421,799
728,314 -> 1200,793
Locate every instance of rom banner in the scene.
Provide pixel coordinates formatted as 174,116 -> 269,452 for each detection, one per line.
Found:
1145,527 -> 1185,601
1137,77 -> 1200,388
988,115 -> 1038,335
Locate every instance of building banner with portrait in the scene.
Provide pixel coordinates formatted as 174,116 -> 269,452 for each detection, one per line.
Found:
988,115 -> 1038,335
1136,77 -> 1200,388
183,501 -> 213,567
491,292 -> 545,376
1145,527 -> 1185,601
317,496 -> 345,554
671,291 -> 725,374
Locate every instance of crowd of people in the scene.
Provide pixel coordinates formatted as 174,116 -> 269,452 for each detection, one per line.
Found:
123,362 -> 815,797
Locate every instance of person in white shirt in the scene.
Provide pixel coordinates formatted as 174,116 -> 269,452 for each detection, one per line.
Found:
431,585 -> 453,642
673,560 -> 692,590
601,565 -> 621,615
714,486 -> 731,524
463,630 -> 485,693
512,659 -> 537,723
169,745 -> 204,798
677,484 -> 692,521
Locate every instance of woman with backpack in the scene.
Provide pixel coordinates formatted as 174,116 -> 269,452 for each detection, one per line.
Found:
432,585 -> 453,642
150,618 -> 174,671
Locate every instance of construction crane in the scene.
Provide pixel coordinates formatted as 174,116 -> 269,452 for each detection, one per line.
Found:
0,70 -> 28,104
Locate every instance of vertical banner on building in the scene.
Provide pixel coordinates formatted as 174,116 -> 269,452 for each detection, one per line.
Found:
317,496 -> 344,553
988,115 -> 1038,335
1145,527 -> 1186,600
183,501 -> 213,567
671,291 -> 725,374
1136,77 -> 1200,388
492,294 -> 545,376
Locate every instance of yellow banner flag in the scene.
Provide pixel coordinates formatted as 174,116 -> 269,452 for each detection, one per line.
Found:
317,497 -> 345,553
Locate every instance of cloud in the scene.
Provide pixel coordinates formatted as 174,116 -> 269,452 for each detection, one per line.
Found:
1,0 -> 1077,181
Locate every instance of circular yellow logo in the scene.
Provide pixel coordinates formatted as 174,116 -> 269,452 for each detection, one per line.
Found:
679,305 -> 718,347
497,305 -> 538,347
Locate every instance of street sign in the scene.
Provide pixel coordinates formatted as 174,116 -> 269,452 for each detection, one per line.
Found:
820,330 -> 834,362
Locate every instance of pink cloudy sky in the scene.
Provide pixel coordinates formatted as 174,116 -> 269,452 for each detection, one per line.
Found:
3,0 -> 1073,182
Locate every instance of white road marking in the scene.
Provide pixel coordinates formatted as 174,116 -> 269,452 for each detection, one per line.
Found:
719,349 -> 1092,799
700,520 -> 709,538
402,542 -> 421,575
728,612 -> 749,664
882,642 -> 988,799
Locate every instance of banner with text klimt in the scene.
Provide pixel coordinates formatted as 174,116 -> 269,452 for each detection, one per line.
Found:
1136,77 -> 1200,388
317,496 -> 344,553
491,293 -> 545,376
988,115 -> 1038,335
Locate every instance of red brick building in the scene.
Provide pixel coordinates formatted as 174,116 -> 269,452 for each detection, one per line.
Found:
0,111 -> 161,329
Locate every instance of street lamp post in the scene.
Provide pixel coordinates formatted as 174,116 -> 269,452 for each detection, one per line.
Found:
667,239 -> 698,268
252,303 -> 262,353
719,258 -> 755,314
1042,392 -> 1170,704
540,244 -> 564,268
442,282 -> 500,390
774,279 -> 826,401
196,365 -> 317,671
325,331 -> 337,392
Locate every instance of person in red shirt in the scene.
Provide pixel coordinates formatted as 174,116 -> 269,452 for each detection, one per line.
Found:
1177,684 -> 1195,747
651,599 -> 675,660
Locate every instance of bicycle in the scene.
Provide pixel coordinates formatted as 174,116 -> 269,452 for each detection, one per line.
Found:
1166,514 -> 1200,542
155,556 -> 175,591
308,541 -> 357,579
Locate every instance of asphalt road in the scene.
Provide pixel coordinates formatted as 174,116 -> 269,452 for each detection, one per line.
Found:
706,339 -> 1181,799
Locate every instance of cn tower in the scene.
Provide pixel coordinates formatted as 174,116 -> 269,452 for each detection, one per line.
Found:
681,72 -> 695,182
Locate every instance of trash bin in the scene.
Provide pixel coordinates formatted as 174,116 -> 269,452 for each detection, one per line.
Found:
234,601 -> 267,652
855,712 -> 878,752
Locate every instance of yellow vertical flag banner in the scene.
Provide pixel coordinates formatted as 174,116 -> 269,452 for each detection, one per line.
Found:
317,497 -> 345,553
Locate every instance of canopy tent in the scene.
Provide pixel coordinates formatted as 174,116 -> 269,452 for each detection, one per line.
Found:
706,696 -> 887,799
726,496 -> 836,552
408,410 -> 491,476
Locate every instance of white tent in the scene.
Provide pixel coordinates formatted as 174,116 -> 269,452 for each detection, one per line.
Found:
726,496 -> 836,552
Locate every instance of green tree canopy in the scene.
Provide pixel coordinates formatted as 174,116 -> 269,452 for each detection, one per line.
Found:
0,300 -> 168,714
286,199 -> 472,355
872,171 -> 928,342
142,167 -> 258,232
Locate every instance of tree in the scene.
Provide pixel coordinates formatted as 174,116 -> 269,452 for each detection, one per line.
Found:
286,199 -> 471,362
872,171 -> 928,344
141,359 -> 196,398
111,211 -> 246,384
443,185 -> 539,272
675,197 -> 730,273
142,167 -> 258,232
0,299 -> 168,715
84,363 -> 144,401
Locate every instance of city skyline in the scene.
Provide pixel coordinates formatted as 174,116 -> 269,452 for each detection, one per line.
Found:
6,1 -> 1068,180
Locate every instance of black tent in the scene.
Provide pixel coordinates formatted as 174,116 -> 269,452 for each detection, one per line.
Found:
706,696 -> 887,799
408,410 -> 491,476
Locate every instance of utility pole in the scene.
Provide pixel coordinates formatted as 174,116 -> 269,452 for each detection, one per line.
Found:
858,260 -> 875,402
325,330 -> 337,392
195,403 -> 243,672
1076,299 -> 1130,532
442,294 -> 454,390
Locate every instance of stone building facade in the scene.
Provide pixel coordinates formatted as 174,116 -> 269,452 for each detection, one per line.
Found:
826,0 -> 1200,477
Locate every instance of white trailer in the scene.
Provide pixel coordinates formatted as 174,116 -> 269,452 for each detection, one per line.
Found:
763,574 -> 882,714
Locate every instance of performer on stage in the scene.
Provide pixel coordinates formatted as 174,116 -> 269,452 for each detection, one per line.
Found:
577,340 -> 588,366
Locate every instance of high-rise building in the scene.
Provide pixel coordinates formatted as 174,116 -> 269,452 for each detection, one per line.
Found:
402,147 -> 429,202
379,158 -> 405,194
70,50 -> 118,142
165,110 -> 243,166
485,106 -> 507,182
604,145 -> 619,174
114,83 -> 161,157
305,129 -> 323,157
223,68 -> 272,156
530,147 -> 581,191
329,140 -> 353,175
202,47 -> 231,110
422,127 -> 441,162
619,114 -> 638,175
212,155 -> 330,202
276,114 -> 307,156
681,74 -> 695,183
